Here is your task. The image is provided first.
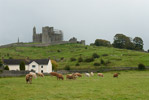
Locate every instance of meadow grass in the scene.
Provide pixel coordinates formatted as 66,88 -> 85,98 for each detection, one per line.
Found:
0,43 -> 149,69
0,70 -> 149,100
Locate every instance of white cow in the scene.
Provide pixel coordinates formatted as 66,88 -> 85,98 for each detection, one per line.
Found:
85,73 -> 90,77
90,72 -> 94,76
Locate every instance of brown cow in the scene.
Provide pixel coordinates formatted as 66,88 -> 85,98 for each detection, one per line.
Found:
74,73 -> 82,77
37,73 -> 44,77
26,74 -> 33,84
113,73 -> 119,78
66,74 -> 77,80
97,73 -> 104,77
50,72 -> 59,77
56,74 -> 64,80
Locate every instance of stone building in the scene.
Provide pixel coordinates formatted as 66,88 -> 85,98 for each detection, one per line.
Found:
33,26 -> 63,43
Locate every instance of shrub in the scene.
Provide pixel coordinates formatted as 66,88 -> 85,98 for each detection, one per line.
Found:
94,62 -> 101,66
138,63 -> 146,70
19,61 -> 25,70
75,63 -> 80,66
92,53 -> 100,58
64,65 -> 70,70
100,59 -> 105,65
85,46 -> 88,49
57,50 -> 61,52
84,57 -> 94,62
51,60 -> 58,71
148,49 -> 149,53
60,57 -> 64,60
78,57 -> 83,62
4,65 -> 9,70
9,57 -> 13,59
70,57 -> 76,61
0,60 -> 3,67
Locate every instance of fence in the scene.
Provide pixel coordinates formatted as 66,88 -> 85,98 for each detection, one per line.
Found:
0,70 -> 33,77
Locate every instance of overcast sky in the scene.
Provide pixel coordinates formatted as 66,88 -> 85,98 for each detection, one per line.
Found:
0,0 -> 149,50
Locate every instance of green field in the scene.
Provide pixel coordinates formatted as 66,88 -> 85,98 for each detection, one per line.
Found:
0,71 -> 149,100
0,43 -> 149,69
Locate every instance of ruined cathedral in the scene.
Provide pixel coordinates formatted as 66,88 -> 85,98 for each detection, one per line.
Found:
33,26 -> 63,43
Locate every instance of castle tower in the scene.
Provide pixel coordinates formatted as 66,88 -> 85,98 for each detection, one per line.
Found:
33,26 -> 36,35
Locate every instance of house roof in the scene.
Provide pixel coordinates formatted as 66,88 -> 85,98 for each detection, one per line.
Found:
3,59 -> 50,65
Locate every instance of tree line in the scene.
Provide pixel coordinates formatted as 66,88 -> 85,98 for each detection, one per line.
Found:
93,33 -> 144,51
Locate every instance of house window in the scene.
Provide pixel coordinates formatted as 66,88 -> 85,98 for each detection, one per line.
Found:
32,65 -> 36,68
41,66 -> 43,68
41,70 -> 43,73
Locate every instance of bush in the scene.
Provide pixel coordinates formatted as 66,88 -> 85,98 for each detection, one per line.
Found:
100,59 -> 105,65
138,63 -> 146,70
70,57 -> 76,61
92,53 -> 100,58
64,65 -> 71,70
148,49 -> 149,53
9,57 -> 13,59
94,62 -> 101,66
19,61 -> 25,70
78,57 -> 83,62
61,57 -> 64,60
75,63 -> 80,66
0,60 -> 3,67
51,60 -> 58,71
84,57 -> 94,62
4,65 -> 9,70
57,50 -> 61,52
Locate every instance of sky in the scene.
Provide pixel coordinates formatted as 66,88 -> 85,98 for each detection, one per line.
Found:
0,0 -> 149,50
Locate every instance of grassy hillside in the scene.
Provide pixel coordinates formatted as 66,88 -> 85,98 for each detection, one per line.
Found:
1,71 -> 149,100
0,43 -> 149,70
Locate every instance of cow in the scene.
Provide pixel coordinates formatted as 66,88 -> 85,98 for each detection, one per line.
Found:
113,73 -> 119,78
26,74 -> 33,84
97,73 -> 104,77
74,73 -> 82,77
50,72 -> 59,77
29,72 -> 37,79
90,72 -> 94,76
56,74 -> 64,80
66,74 -> 77,80
37,73 -> 44,77
85,73 -> 90,77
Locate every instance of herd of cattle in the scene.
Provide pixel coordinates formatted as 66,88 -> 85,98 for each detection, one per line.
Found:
26,72 -> 119,84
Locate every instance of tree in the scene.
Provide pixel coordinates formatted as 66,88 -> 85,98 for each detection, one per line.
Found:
133,37 -> 143,50
51,60 -> 58,71
148,49 -> 149,53
0,59 -> 3,68
19,61 -> 25,70
4,65 -> 9,70
94,39 -> 111,47
138,63 -> 146,70
113,34 -> 134,49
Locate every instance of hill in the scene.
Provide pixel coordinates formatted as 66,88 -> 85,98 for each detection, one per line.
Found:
0,43 -> 149,70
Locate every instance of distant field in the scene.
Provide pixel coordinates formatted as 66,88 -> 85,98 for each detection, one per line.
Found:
0,43 -> 149,69
0,71 -> 149,100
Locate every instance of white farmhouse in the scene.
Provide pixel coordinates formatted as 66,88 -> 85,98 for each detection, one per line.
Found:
3,59 -> 52,73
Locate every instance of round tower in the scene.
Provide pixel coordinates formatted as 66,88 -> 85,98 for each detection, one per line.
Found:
33,26 -> 36,34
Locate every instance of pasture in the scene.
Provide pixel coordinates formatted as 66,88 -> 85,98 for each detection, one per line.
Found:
0,43 -> 149,70
1,71 -> 149,100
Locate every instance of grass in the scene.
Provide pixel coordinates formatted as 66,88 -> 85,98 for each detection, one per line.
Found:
0,70 -> 149,100
0,43 -> 149,69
